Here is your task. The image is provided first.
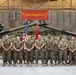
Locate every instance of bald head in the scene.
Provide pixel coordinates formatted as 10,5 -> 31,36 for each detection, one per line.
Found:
61,37 -> 65,42
16,36 -> 20,40
38,35 -> 42,40
5,35 -> 9,40
47,34 -> 51,39
28,35 -> 31,40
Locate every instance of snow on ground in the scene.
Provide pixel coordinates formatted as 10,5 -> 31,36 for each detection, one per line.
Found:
0,60 -> 76,75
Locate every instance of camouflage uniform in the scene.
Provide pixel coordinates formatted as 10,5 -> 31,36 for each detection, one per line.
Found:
25,40 -> 34,66
2,39 -> 12,66
54,39 -> 60,65
13,39 -> 23,66
69,41 -> 76,64
35,39 -> 44,66
45,38 -> 54,66
59,41 -> 68,65
11,38 -> 15,63
0,39 -> 2,55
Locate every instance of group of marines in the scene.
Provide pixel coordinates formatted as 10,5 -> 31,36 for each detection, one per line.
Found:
0,34 -> 76,67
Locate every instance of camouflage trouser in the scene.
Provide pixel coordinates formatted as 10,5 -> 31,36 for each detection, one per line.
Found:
11,50 -> 14,61
22,50 -> 26,62
35,49 -> 44,64
59,50 -> 67,63
69,51 -> 75,63
2,49 -> 11,64
45,50 -> 54,64
32,49 -> 35,63
75,51 -> 76,64
14,50 -> 23,64
0,48 -> 2,55
54,50 -> 59,64
26,50 -> 33,64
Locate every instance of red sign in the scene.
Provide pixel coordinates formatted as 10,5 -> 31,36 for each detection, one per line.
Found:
21,10 -> 48,20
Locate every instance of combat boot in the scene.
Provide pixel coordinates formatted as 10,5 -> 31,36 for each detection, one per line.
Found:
45,63 -> 48,66
64,63 -> 67,66
59,62 -> 62,66
51,64 -> 54,66
20,64 -> 23,67
2,64 -> 6,67
42,63 -> 44,66
8,64 -> 11,67
30,63 -> 32,67
26,64 -> 29,67
13,64 -> 16,67
35,63 -> 38,66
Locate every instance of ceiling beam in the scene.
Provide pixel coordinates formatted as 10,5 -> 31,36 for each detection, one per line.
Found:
7,0 -> 9,9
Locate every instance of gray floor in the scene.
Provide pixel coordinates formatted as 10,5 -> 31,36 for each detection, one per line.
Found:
0,60 -> 76,75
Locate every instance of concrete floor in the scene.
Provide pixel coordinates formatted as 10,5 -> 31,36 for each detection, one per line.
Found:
0,60 -> 76,75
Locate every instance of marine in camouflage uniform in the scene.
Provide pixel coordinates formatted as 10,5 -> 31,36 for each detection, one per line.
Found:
2,35 -> 12,67
35,35 -> 45,66
54,36 -> 60,65
45,34 -> 54,66
10,37 -> 15,64
58,37 -> 68,66
69,37 -> 76,65
66,36 -> 71,63
0,38 -> 2,55
13,36 -> 23,67
24,35 -> 34,67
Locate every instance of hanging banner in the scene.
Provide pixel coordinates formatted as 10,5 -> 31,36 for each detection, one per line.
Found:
21,10 -> 48,20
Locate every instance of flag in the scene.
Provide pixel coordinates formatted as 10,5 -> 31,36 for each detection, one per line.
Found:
22,23 -> 28,44
35,23 -> 39,40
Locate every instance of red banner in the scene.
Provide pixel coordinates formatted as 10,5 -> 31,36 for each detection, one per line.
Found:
21,10 -> 48,20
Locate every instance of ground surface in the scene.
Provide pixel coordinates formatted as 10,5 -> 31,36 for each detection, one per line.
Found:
0,60 -> 76,75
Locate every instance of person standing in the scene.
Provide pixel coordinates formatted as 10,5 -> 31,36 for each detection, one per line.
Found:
13,36 -> 23,67
24,35 -> 34,67
54,36 -> 60,65
2,35 -> 12,67
10,37 -> 16,64
69,37 -> 76,65
58,37 -> 68,66
45,34 -> 54,66
35,35 -> 45,66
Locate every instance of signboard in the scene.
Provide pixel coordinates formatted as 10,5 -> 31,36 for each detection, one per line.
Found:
21,10 -> 48,20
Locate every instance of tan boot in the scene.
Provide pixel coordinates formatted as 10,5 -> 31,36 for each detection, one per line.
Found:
26,64 -> 29,67
13,64 -> 16,67
51,64 -> 54,66
2,64 -> 6,67
35,63 -> 38,66
30,63 -> 32,67
64,63 -> 67,66
42,63 -> 44,66
8,64 -> 11,67
59,62 -> 62,66
20,64 -> 23,67
45,63 -> 48,66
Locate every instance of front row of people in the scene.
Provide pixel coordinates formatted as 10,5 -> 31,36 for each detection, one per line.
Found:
1,34 -> 76,67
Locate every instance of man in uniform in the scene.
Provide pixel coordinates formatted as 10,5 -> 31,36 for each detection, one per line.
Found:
2,35 -> 12,66
69,36 -> 76,65
10,37 -> 16,64
54,36 -> 61,65
35,35 -> 45,66
24,35 -> 34,67
0,38 -> 2,56
45,34 -> 54,66
58,37 -> 68,66
13,36 -> 23,67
